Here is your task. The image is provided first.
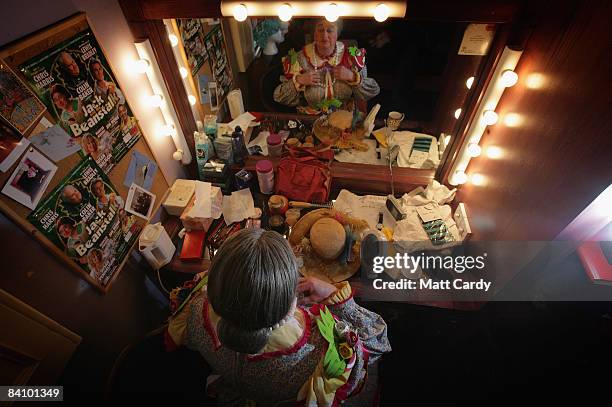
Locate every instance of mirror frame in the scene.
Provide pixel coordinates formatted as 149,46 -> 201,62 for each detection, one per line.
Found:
118,0 -> 527,190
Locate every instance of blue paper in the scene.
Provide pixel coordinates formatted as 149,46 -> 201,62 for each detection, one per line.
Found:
123,150 -> 157,190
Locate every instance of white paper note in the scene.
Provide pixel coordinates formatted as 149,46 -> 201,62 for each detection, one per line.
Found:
222,188 -> 257,224
227,112 -> 256,134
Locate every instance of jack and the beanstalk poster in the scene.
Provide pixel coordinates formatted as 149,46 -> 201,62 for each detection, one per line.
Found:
27,157 -> 141,288
19,29 -> 140,172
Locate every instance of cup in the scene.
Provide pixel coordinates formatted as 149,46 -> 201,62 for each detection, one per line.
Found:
387,111 -> 404,131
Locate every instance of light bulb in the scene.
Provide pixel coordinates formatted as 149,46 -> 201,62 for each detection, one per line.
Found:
179,67 -> 188,78
467,143 -> 481,157
233,4 -> 248,21
374,4 -> 390,22
325,3 -> 340,22
160,124 -> 176,137
452,171 -> 468,185
466,76 -> 475,89
470,173 -> 486,186
454,108 -> 462,119
168,33 -> 179,47
482,110 -> 498,125
148,94 -> 163,107
278,3 -> 293,22
188,94 -> 197,105
172,149 -> 184,161
445,135 -> 451,145
133,59 -> 150,74
501,69 -> 518,87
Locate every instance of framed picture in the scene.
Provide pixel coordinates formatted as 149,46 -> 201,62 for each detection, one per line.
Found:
2,147 -> 57,209
125,182 -> 155,220
0,60 -> 46,135
0,116 -> 30,172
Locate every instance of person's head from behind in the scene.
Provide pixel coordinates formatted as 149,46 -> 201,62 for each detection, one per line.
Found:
208,228 -> 298,354
313,18 -> 343,56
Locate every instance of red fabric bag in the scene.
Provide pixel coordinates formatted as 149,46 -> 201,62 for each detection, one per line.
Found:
275,146 -> 334,202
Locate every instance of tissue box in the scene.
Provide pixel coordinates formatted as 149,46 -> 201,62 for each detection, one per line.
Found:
180,185 -> 222,231
163,179 -> 195,216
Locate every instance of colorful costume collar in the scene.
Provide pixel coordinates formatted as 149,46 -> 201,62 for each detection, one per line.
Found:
303,41 -> 345,69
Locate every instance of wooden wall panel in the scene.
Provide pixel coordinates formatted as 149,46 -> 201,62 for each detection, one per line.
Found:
457,0 -> 612,240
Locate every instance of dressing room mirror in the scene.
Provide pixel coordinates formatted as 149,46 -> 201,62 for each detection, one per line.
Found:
248,18 -> 491,130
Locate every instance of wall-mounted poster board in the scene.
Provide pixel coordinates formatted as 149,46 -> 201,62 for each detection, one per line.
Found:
0,13 -> 169,293
173,19 -> 234,118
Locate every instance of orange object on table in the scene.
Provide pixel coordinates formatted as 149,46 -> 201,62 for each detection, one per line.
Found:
180,230 -> 206,262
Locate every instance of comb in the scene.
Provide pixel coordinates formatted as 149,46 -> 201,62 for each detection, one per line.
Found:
289,201 -> 333,209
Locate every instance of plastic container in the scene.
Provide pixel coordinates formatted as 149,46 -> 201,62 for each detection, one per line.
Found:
256,160 -> 275,194
231,126 -> 249,166
267,133 -> 282,158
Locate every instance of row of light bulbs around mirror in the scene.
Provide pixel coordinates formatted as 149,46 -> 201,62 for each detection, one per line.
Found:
232,3 -> 392,22
130,57 -> 190,161
451,69 -> 519,186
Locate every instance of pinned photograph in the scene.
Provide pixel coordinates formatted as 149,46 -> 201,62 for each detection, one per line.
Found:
2,147 -> 57,209
0,60 -> 46,135
209,81 -> 218,111
125,182 -> 155,220
0,116 -> 30,172
124,150 -> 157,190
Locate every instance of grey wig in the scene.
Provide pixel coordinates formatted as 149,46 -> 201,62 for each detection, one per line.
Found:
207,228 -> 299,354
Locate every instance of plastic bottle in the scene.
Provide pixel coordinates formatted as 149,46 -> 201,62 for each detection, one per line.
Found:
194,131 -> 211,180
231,125 -> 248,166
267,133 -> 282,157
256,160 -> 275,194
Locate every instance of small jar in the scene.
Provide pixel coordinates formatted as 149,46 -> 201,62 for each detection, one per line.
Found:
268,195 -> 288,215
285,208 -> 301,227
256,160 -> 275,194
267,133 -> 282,157
269,215 -> 287,235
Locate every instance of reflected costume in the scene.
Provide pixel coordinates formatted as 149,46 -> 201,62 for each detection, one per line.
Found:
274,42 -> 380,114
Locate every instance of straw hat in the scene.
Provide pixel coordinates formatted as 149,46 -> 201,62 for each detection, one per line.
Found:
288,208 -> 369,282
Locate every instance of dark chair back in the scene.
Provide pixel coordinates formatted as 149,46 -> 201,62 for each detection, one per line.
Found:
106,326 -> 214,403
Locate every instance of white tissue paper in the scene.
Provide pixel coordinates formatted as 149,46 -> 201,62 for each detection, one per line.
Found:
392,180 -> 461,252
222,188 -> 258,224
189,181 -> 223,219
388,131 -> 440,169
402,180 -> 456,206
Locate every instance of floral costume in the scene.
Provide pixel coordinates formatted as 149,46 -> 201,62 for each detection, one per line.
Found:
273,42 -> 380,114
166,273 -> 391,406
